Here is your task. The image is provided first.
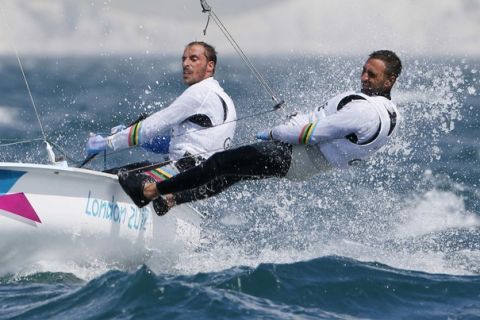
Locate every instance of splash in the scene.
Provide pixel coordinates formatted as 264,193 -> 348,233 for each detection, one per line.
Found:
158,56 -> 480,276
1,56 -> 478,278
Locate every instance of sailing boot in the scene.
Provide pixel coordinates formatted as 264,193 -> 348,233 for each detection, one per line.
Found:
118,170 -> 152,208
152,196 -> 170,216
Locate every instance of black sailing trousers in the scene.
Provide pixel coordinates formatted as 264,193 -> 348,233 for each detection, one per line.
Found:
158,141 -> 293,205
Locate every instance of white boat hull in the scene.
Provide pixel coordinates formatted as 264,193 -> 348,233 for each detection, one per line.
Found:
0,162 -> 203,274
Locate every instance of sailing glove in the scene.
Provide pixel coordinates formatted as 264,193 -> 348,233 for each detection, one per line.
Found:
110,124 -> 126,135
86,134 -> 111,155
256,130 -> 273,141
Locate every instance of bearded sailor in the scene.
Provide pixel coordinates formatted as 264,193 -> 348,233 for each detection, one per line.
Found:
120,50 -> 402,215
86,42 -> 237,211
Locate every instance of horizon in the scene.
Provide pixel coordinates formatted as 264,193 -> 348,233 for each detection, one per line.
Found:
0,0 -> 478,58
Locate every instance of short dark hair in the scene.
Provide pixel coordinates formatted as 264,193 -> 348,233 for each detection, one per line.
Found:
369,50 -> 402,78
186,41 -> 217,66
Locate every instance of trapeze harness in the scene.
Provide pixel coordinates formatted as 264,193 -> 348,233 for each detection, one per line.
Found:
285,91 -> 398,180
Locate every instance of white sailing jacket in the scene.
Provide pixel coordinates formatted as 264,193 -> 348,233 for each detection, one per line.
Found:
271,91 -> 399,169
108,77 -> 237,160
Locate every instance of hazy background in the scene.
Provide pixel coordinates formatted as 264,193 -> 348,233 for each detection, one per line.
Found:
0,0 -> 478,58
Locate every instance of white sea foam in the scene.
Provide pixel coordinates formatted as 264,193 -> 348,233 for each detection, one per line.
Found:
143,164 -> 480,276
393,190 -> 480,238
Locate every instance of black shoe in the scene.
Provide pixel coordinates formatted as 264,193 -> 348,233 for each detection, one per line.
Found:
118,170 -> 152,208
152,197 -> 170,216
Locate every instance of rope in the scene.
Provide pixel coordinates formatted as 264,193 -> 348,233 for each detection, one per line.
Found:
14,56 -> 47,144
78,0 -> 290,170
0,1 -> 286,169
200,0 -> 284,107
78,101 -> 281,168
119,138 -> 265,175
0,4 -> 51,162
0,138 -> 43,148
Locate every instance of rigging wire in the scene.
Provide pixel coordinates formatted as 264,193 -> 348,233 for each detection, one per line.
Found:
13,52 -> 48,144
0,4 -> 53,162
73,103 -> 280,167
0,1 -> 287,169
110,137 -> 266,175
200,0 -> 285,110
0,138 -> 44,148
78,0 -> 290,170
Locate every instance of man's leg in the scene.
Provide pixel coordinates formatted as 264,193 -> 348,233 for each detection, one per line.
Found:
119,141 -> 292,215
155,141 -> 292,196
172,175 -> 242,205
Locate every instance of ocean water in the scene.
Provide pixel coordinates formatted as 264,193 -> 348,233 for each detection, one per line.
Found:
0,54 -> 479,319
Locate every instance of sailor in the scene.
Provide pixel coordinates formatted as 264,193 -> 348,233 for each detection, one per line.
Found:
86,41 -> 237,207
120,50 -> 402,215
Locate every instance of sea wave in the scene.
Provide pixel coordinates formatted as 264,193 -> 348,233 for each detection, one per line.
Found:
2,257 -> 480,320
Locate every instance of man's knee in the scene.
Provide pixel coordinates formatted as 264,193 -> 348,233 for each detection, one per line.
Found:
202,151 -> 226,174
207,147 -> 245,174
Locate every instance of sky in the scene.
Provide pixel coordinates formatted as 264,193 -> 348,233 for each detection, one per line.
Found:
0,0 -> 479,58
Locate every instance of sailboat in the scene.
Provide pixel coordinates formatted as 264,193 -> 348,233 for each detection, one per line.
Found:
0,8 -> 207,272
0,0 -> 282,272
0,148 -> 204,272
